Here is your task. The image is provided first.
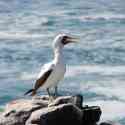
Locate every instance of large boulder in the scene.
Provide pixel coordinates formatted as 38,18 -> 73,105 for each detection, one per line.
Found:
82,106 -> 101,125
0,95 -> 101,125
26,104 -> 83,125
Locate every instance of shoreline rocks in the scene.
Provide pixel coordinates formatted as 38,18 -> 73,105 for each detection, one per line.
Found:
0,95 -> 102,125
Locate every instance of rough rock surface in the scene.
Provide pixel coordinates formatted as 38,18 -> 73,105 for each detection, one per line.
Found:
0,95 -> 101,125
26,104 -> 82,125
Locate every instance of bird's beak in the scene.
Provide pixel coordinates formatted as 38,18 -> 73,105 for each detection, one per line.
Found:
65,36 -> 79,44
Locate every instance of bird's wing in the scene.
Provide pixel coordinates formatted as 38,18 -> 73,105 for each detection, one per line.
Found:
34,63 -> 54,90
37,62 -> 54,79
34,69 -> 53,91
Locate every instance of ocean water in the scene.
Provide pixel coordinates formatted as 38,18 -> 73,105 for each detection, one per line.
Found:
0,0 -> 125,124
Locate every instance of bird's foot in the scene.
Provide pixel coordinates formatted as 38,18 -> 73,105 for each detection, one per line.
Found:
48,95 -> 58,104
31,95 -> 39,100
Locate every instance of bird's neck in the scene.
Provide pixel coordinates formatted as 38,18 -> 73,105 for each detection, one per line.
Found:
54,48 -> 64,64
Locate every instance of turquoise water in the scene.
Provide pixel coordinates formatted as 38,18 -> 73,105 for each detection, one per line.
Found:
0,0 -> 125,124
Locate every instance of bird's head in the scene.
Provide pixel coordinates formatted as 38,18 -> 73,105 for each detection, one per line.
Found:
53,34 -> 78,50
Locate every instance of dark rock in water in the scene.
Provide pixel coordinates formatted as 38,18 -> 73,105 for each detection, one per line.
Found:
82,106 -> 102,124
0,95 -> 101,125
100,121 -> 121,125
73,94 -> 83,108
100,122 -> 112,125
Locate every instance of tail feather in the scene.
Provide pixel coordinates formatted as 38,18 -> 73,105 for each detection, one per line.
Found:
24,89 -> 36,96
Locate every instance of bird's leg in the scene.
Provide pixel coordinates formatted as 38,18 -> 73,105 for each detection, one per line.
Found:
47,88 -> 51,97
47,88 -> 54,102
54,86 -> 58,97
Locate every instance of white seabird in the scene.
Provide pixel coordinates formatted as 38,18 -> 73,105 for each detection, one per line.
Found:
24,34 -> 77,97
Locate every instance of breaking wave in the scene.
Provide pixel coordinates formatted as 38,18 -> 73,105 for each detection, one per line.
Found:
79,14 -> 125,22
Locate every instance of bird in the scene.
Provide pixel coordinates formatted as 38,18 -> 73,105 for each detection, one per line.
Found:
24,34 -> 78,97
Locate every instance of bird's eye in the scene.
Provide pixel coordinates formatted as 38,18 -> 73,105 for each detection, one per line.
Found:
61,36 -> 68,45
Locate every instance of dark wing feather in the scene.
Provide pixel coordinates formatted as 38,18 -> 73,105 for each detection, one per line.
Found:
24,68 -> 53,96
34,69 -> 53,91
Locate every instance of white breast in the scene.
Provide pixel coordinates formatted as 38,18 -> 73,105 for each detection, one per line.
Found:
41,62 -> 66,89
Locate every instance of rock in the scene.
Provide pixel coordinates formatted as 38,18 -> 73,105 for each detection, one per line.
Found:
48,94 -> 83,108
0,95 -> 101,125
0,98 -> 48,125
26,104 -> 83,125
82,106 -> 102,124
100,122 -> 112,125
4,99 -> 46,116
0,113 -> 28,125
100,121 -> 121,125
